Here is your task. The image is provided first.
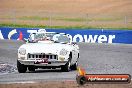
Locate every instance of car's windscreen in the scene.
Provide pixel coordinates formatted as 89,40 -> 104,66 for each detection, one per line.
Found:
28,33 -> 70,43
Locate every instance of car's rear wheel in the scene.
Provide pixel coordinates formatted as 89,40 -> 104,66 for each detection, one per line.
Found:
17,60 -> 27,73
28,66 -> 35,72
61,61 -> 71,72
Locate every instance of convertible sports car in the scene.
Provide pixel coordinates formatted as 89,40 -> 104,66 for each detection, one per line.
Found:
17,32 -> 79,73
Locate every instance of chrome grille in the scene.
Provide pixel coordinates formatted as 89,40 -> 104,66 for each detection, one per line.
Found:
28,53 -> 57,59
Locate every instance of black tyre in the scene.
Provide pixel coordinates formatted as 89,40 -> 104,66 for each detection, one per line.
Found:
17,60 -> 27,73
71,54 -> 79,70
61,61 -> 71,72
61,53 -> 72,72
76,76 -> 87,85
28,66 -> 35,72
71,61 -> 78,70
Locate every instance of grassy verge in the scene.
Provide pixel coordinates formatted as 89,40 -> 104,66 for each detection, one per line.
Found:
0,23 -> 92,29
19,16 -> 121,22
1,15 -> 131,29
0,23 -> 132,30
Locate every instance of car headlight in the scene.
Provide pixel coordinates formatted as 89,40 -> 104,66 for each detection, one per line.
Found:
60,49 -> 68,56
19,48 -> 26,55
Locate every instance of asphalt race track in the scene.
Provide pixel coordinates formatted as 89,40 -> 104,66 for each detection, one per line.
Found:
0,40 -> 132,84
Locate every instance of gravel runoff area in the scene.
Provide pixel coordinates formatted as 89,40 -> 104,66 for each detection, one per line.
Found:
0,40 -> 132,88
0,81 -> 132,88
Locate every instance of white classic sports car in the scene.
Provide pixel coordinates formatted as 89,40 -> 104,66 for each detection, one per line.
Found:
17,32 -> 79,73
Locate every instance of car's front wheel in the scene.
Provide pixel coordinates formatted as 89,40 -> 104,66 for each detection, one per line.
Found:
71,61 -> 78,70
17,60 -> 27,73
61,61 -> 71,72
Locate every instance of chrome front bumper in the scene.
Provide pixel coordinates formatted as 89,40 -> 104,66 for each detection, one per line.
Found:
18,59 -> 67,66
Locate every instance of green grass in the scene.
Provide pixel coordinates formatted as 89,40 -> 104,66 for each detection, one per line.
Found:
0,23 -> 132,30
91,17 -> 122,21
54,17 -> 87,22
19,16 -> 87,22
19,16 -> 50,21
1,15 -> 131,30
19,16 -> 121,22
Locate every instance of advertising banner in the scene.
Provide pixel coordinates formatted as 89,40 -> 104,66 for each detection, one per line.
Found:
0,27 -> 132,44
